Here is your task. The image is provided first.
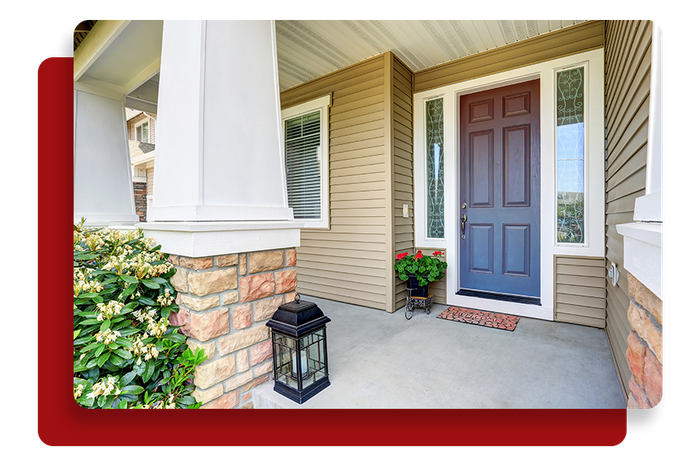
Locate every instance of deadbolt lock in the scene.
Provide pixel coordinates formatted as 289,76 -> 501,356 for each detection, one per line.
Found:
462,202 -> 467,210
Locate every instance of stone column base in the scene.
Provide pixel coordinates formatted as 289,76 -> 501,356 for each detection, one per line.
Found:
625,273 -> 663,408
167,248 -> 298,408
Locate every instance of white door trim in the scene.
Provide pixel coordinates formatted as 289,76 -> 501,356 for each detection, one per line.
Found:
414,49 -> 605,321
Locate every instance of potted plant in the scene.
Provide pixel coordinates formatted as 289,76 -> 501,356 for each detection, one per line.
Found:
394,250 -> 447,297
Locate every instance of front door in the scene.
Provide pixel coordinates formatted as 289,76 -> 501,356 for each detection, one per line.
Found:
459,80 -> 541,300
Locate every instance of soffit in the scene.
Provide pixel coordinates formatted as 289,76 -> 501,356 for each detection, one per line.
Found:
77,20 -> 588,105
275,20 -> 587,91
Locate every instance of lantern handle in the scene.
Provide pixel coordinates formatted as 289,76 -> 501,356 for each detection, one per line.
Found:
295,293 -> 301,303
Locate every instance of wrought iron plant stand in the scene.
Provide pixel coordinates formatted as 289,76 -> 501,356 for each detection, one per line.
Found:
404,287 -> 433,320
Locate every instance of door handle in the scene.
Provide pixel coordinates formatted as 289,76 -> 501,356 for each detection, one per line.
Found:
461,214 -> 467,239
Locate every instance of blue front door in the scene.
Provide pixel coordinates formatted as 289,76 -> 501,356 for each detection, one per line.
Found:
459,80 -> 541,299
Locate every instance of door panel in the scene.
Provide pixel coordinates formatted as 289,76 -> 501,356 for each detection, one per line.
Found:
469,130 -> 494,207
503,125 -> 530,207
469,224 -> 494,274
459,80 -> 541,299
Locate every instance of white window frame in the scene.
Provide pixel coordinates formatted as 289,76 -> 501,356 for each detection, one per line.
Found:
554,60 -> 590,248
136,120 -> 150,143
281,95 -> 330,229
415,94 -> 448,249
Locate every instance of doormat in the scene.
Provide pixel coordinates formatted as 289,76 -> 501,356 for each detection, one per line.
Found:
436,307 -> 520,331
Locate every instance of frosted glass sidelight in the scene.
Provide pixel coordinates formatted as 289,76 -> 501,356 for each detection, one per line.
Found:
426,98 -> 445,239
556,67 -> 585,244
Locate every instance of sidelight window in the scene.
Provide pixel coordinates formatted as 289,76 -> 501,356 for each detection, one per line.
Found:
556,66 -> 586,244
426,98 -> 445,239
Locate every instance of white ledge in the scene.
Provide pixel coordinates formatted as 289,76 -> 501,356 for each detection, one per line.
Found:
616,221 -> 663,300
616,222 -> 662,248
139,220 -> 302,257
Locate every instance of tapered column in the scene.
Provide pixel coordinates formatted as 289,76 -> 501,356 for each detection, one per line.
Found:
74,89 -> 139,226
148,20 -> 292,223
141,20 -> 300,257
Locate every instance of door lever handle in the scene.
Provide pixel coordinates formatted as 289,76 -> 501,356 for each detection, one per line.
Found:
461,214 -> 467,239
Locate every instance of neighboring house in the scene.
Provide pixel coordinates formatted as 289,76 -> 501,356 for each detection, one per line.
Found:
73,20 -> 662,410
125,108 -> 156,222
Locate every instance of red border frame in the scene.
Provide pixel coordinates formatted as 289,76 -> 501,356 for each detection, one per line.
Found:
38,57 -> 626,446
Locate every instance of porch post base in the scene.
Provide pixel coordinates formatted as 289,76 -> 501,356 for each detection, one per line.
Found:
166,246 -> 299,409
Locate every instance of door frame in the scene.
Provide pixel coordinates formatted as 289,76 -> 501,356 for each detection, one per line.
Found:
458,79 -> 542,301
413,49 -> 606,321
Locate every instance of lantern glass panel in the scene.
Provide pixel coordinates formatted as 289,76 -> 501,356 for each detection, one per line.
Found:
301,330 -> 327,389
273,334 -> 298,388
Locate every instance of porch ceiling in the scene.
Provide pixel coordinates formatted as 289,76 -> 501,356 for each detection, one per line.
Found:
75,20 -> 588,109
276,20 -> 587,90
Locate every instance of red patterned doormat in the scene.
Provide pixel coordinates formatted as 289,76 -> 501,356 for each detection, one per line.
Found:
437,307 -> 520,331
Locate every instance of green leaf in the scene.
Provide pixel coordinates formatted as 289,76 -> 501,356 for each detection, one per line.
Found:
109,354 -> 124,366
73,329 -> 81,339
143,360 -> 155,383
120,275 -> 138,284
73,336 -> 93,347
120,385 -> 144,395
78,292 -> 98,299
122,301 -> 138,311
110,338 -> 131,350
149,277 -> 168,285
138,297 -> 155,306
94,343 -> 108,358
141,278 -> 161,289
79,319 -> 100,326
163,332 -> 185,344
117,328 -> 139,338
120,372 -> 138,387
122,283 -> 138,296
115,348 -> 132,360
99,320 -> 111,332
97,353 -> 110,367
178,396 -> 196,407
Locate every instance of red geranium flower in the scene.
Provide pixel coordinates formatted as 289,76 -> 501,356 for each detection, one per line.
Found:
415,252 -> 423,259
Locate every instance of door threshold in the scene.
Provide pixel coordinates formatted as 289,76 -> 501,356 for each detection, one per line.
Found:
457,289 -> 541,306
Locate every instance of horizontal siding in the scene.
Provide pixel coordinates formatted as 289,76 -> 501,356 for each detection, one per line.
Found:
281,55 -> 389,312
554,256 -> 606,328
603,20 -> 652,399
392,55 -> 416,310
414,21 -> 605,93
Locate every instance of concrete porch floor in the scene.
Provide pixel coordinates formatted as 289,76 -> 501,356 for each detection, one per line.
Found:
253,296 -> 627,409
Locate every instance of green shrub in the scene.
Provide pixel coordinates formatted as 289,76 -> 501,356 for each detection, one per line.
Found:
73,220 -> 206,409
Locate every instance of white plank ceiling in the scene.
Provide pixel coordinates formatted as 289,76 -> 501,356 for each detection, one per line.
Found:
275,20 -> 587,90
120,20 -> 587,108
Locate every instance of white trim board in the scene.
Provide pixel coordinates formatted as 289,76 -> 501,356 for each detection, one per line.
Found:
413,49 -> 605,321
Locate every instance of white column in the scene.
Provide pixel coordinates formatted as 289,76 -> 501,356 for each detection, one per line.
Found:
616,24 -> 663,299
74,88 -> 139,226
141,20 -> 300,256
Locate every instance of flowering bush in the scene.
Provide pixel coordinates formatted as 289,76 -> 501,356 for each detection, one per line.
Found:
394,250 -> 447,287
73,219 -> 206,409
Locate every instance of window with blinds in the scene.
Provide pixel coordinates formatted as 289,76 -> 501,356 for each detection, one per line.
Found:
285,110 -> 321,220
136,121 -> 149,143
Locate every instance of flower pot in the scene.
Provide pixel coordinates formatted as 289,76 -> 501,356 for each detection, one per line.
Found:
406,274 -> 429,297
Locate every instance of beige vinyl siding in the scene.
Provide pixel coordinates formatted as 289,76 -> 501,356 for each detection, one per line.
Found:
392,55 -> 416,310
603,20 -> 652,398
281,55 -> 392,311
414,21 -> 605,93
554,256 -> 606,328
146,166 -> 154,196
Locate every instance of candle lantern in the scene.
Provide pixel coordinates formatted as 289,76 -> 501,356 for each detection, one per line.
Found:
265,294 -> 331,404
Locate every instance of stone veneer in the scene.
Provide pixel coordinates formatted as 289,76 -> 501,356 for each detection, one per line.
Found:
167,248 -> 298,408
625,273 -> 663,408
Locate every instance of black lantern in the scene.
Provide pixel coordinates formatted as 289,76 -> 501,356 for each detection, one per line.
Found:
265,294 -> 331,404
